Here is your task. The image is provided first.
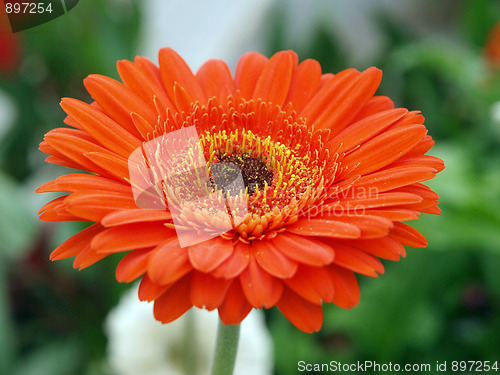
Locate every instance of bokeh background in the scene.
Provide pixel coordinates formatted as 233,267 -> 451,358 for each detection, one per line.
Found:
1,0 -> 500,374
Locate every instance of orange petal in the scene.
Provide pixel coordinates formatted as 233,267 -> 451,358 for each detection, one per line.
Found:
286,218 -> 361,239
64,192 -> 137,222
329,242 -> 385,277
218,281 -> 252,325
239,253 -> 283,308
276,287 -> 323,333
130,112 -> 156,140
253,50 -> 296,107
84,74 -> 157,137
138,274 -> 169,301
190,271 -> 232,310
196,59 -> 235,102
350,95 -> 395,123
285,58 -> 322,113
316,67 -> 382,135
362,208 -> 420,222
115,248 -> 152,282
338,237 -> 406,261
153,275 -> 192,324
330,191 -> 423,211
43,129 -> 117,177
325,265 -> 360,309
73,243 -> 108,270
322,214 -> 393,239
211,242 -> 250,279
234,52 -> 268,99
342,124 -> 428,176
390,222 -> 428,247
158,47 -> 206,105
50,223 -> 104,260
92,222 -> 176,253
147,238 -> 192,285
188,237 -> 234,273
84,152 -> 130,181
38,196 -> 83,222
271,233 -> 334,266
60,98 -> 141,157
102,209 -> 171,227
329,108 -> 407,154
284,265 -> 335,304
117,58 -> 174,112
37,173 -> 130,194
354,165 -> 437,194
253,240 -> 298,278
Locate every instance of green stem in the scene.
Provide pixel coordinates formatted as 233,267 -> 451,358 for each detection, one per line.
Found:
183,309 -> 196,375
210,320 -> 241,375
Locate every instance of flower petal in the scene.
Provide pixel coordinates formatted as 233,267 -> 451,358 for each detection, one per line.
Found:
284,265 -> 335,304
218,281 -> 252,325
60,98 -> 141,157
326,265 -> 360,309
239,253 -> 283,308
64,192 -> 137,222
147,238 -> 192,285
337,237 -> 406,261
277,287 -> 323,333
390,222 -> 428,248
102,209 -> 171,227
190,271 -> 232,310
196,59 -> 235,102
158,47 -> 206,105
211,242 -> 250,279
115,249 -> 152,282
253,239 -> 298,278
153,275 -> 192,324
285,58 -> 322,113
92,222 -> 176,253
188,237 -> 234,273
36,173 -> 130,194
286,218 -> 361,239
117,57 -> 174,112
50,223 -> 104,260
234,52 -> 268,99
341,124 -> 428,176
84,74 -> 157,137
138,274 -> 169,301
329,243 -> 385,277
253,50 -> 296,107
329,108 -> 407,154
271,233 -> 335,266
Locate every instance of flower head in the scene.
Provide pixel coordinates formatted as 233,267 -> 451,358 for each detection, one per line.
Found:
38,49 -> 444,333
485,21 -> 500,69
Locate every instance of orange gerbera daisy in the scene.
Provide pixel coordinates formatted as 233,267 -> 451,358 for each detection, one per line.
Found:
38,49 -> 444,333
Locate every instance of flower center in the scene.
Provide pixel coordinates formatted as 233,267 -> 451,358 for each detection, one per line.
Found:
214,154 -> 273,195
154,94 -> 340,242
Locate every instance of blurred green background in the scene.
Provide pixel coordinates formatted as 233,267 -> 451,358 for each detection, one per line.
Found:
1,0 -> 500,374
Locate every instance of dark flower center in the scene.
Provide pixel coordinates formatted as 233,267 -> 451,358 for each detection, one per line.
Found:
212,154 -> 274,195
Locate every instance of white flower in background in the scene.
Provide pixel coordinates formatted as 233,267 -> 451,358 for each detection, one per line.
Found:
140,0 -> 274,71
105,285 -> 273,375
0,89 -> 16,142
491,101 -> 500,137
491,101 -> 500,124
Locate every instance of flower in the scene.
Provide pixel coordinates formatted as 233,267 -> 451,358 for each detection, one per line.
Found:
105,285 -> 273,375
485,21 -> 500,69
38,48 -> 444,333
